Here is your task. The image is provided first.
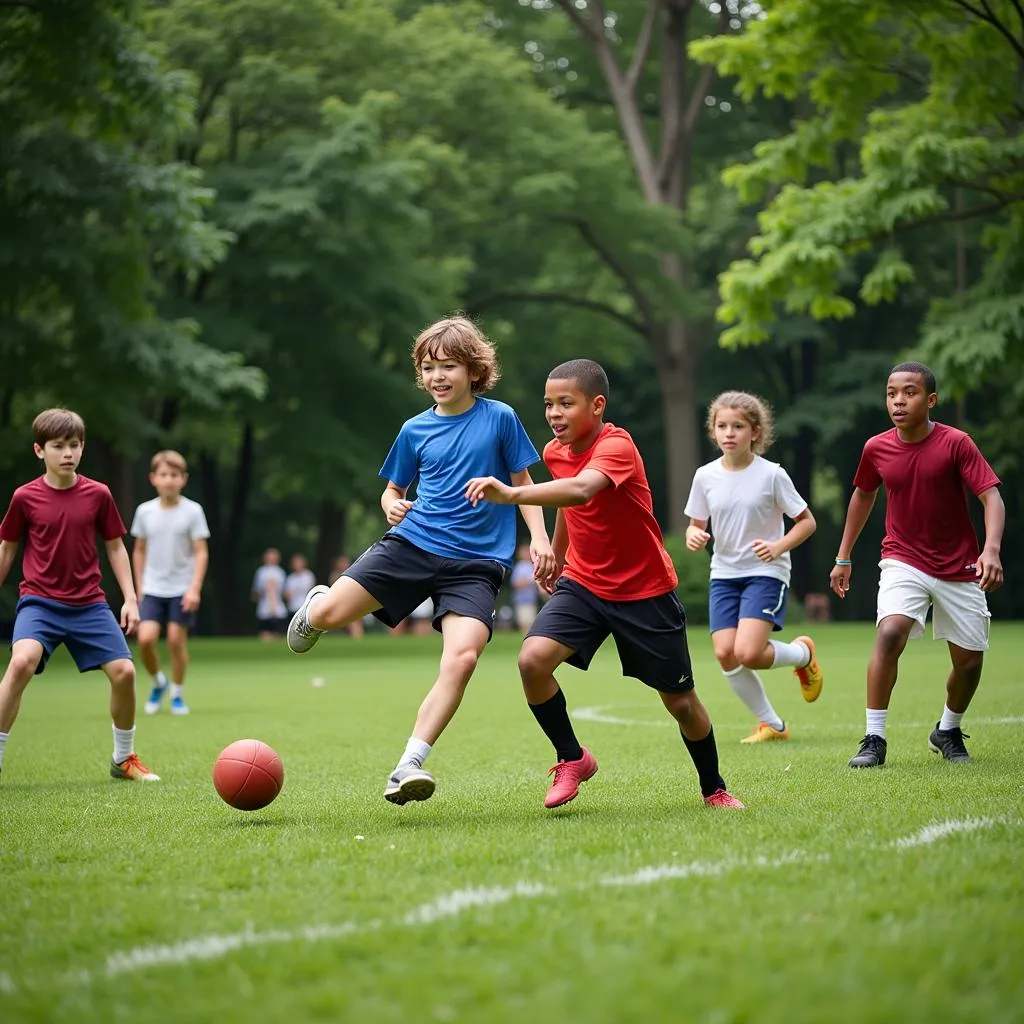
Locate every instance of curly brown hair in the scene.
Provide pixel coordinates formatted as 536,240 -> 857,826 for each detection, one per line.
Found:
411,316 -> 500,394
706,391 -> 776,454
32,408 -> 85,446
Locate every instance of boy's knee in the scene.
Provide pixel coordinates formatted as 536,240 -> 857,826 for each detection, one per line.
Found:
441,646 -> 479,683
106,660 -> 136,687
876,618 -> 912,656
662,689 -> 699,721
6,650 -> 40,683
733,641 -> 761,667
518,642 -> 551,681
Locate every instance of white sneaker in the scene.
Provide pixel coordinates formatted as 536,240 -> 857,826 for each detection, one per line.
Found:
384,764 -> 436,805
286,584 -> 330,653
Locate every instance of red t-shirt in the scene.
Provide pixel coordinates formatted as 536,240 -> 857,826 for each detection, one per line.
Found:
852,423 -> 1000,581
544,423 -> 677,600
0,475 -> 126,605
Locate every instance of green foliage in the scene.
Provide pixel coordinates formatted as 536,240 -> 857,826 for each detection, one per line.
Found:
695,0 -> 1024,377
662,533 -> 711,624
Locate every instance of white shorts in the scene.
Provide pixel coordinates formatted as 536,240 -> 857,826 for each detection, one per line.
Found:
514,603 -> 538,631
876,558 -> 990,652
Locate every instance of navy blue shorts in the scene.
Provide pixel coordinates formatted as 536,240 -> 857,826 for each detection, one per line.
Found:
139,594 -> 196,631
709,576 -> 789,633
526,577 -> 695,693
345,534 -> 506,638
12,596 -> 132,675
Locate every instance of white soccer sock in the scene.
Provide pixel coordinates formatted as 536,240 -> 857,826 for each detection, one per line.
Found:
769,639 -> 811,668
0,731 -> 8,770
866,708 -> 888,739
170,683 -> 184,699
723,667 -> 785,731
939,705 -> 964,732
112,725 -> 136,763
400,736 -> 432,768
154,670 -> 168,689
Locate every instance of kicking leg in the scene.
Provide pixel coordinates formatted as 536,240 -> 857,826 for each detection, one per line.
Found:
287,576 -> 382,653
385,613 -> 489,805
718,622 -> 788,741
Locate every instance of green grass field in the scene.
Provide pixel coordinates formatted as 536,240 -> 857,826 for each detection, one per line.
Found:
1,623 -> 1022,1023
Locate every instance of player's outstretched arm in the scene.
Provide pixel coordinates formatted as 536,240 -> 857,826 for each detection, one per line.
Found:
105,538 -> 140,634
465,469 -> 610,509
0,538 -> 18,588
829,488 -> 877,598
509,469 -> 556,582
975,486 -> 1005,592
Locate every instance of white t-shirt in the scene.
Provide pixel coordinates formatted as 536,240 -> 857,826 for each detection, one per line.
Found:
684,455 -> 808,583
253,564 -> 287,619
283,569 -> 316,613
130,497 -> 211,598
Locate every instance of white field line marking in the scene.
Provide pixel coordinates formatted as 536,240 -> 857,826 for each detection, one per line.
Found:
3,815 -> 996,993
893,817 -> 997,849
573,706 -> 1024,730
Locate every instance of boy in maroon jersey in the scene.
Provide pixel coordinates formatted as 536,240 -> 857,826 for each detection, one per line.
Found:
0,409 -> 159,782
830,363 -> 1004,768
466,359 -> 743,810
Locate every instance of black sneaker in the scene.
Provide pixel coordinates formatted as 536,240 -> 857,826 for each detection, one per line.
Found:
848,734 -> 887,768
928,723 -> 971,762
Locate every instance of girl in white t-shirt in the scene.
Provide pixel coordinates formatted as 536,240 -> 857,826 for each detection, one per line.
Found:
684,391 -> 824,743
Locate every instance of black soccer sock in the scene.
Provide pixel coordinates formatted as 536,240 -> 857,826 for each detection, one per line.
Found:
528,688 -> 584,763
681,726 -> 726,798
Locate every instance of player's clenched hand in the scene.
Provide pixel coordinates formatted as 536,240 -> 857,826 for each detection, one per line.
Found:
829,563 -> 851,599
121,599 -> 140,635
385,499 -> 414,526
685,525 -> 710,552
752,539 -> 783,564
464,476 -> 514,506
976,548 -> 1004,592
531,540 -> 557,583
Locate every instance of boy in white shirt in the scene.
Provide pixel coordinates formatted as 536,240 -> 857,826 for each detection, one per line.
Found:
685,392 -> 823,742
284,554 -> 317,615
131,451 -> 210,716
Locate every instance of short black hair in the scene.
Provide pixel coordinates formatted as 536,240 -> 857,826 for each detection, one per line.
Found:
547,359 -> 609,401
890,361 -> 937,395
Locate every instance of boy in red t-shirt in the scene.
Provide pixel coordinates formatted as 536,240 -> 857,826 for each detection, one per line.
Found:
0,409 -> 159,782
466,359 -> 743,810
830,362 -> 1004,769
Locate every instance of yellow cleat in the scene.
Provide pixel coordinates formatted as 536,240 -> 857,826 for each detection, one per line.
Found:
793,634 -> 823,702
740,721 -> 789,743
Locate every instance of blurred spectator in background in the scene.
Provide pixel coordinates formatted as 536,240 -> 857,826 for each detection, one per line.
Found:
252,548 -> 287,640
510,542 -> 541,634
284,554 -> 316,616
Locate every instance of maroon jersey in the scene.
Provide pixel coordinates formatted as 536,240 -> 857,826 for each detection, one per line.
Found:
852,423 -> 1000,581
0,475 -> 126,605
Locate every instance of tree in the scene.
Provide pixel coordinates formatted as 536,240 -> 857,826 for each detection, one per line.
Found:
692,0 -> 1024,394
511,0 -> 753,530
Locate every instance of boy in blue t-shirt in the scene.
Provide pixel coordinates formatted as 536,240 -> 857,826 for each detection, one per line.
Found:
288,317 -> 555,805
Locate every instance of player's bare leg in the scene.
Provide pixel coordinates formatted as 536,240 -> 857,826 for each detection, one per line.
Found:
166,622 -> 190,715
138,620 -> 167,714
849,614 -> 915,767
0,639 -> 44,777
928,642 -> 984,762
104,658 -> 159,782
287,576 -> 381,653
385,613 -> 488,805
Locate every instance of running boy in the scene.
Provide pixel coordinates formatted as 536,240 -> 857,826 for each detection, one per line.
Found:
287,317 -> 554,804
0,409 -> 159,781
684,391 -> 823,743
131,450 -> 210,716
465,359 -> 744,810
830,362 -> 1004,768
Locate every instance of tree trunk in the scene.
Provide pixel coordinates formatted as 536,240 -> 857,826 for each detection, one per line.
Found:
314,499 -> 347,586
652,318 -> 701,533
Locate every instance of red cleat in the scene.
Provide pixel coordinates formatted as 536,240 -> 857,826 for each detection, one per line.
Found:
704,789 -> 744,809
544,747 -> 598,808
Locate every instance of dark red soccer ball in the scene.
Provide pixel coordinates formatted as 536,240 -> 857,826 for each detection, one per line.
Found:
213,739 -> 285,810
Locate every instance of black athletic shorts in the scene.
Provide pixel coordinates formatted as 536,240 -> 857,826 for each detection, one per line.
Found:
526,576 -> 695,693
344,533 -> 506,638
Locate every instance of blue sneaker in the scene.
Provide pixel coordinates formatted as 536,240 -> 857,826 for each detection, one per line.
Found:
170,696 -> 190,716
144,676 -> 168,715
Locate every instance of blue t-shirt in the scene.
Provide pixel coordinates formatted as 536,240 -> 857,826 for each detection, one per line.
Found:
379,397 -> 539,566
